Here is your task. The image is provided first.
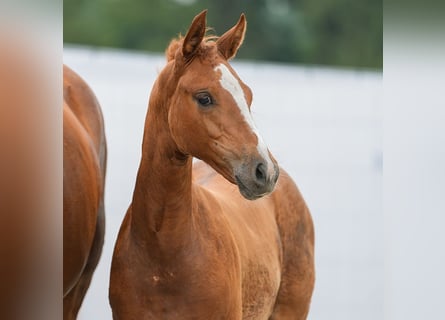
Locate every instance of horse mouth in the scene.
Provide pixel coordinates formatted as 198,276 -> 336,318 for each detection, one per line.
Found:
235,175 -> 267,201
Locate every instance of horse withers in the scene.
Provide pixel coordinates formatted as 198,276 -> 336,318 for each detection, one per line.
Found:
63,65 -> 107,319
110,10 -> 314,319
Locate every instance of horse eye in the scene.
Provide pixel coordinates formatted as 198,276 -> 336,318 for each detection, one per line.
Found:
196,93 -> 213,107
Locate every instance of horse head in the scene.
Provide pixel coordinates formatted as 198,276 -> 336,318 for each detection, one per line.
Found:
163,10 -> 279,200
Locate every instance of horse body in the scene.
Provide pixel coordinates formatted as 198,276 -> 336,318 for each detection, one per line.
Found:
111,164 -> 284,319
110,11 -> 314,320
63,65 -> 107,319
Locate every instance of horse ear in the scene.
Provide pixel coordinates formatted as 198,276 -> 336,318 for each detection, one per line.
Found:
182,10 -> 207,59
216,13 -> 246,60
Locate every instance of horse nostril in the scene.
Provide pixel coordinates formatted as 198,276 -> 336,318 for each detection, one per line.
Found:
255,163 -> 267,186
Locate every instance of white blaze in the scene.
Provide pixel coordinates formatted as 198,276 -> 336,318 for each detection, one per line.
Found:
215,64 -> 274,174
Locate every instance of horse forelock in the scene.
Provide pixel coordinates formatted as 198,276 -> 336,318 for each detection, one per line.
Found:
165,37 -> 182,62
165,30 -> 219,63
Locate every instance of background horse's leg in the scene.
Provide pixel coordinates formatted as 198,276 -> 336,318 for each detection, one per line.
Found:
63,202 -> 105,320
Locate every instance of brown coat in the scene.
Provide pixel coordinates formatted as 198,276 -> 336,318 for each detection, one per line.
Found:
63,65 -> 107,320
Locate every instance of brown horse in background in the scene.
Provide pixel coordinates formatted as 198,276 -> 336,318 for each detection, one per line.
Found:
63,65 -> 107,319
110,11 -> 314,319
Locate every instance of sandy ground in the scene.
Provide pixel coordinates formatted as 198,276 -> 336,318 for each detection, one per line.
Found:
64,46 -> 382,320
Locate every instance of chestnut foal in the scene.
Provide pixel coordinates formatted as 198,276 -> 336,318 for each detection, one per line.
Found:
64,65 -> 107,319
110,11 -> 314,320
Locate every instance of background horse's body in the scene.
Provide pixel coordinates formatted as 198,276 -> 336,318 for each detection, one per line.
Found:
63,65 -> 107,319
110,11 -> 314,319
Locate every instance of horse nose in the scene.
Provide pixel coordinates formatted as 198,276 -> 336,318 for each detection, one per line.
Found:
235,159 -> 279,200
254,162 -> 267,187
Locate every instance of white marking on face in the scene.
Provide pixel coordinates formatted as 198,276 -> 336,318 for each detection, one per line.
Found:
215,64 -> 275,175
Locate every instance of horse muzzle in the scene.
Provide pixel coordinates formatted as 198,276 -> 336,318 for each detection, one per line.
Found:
234,159 -> 279,200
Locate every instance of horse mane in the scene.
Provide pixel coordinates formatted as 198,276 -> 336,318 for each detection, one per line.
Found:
166,28 -> 218,62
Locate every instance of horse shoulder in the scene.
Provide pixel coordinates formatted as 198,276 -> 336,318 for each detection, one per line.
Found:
272,168 -> 314,246
270,168 -> 315,317
111,200 -> 244,319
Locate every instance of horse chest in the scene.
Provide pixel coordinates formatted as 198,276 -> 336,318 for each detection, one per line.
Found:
140,253 -> 279,319
228,219 -> 282,318
195,220 -> 281,319
240,259 -> 281,319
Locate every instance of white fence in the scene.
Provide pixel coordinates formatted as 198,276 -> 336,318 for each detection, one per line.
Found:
64,46 -> 382,320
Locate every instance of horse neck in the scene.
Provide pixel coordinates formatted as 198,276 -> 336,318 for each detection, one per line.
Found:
131,70 -> 193,245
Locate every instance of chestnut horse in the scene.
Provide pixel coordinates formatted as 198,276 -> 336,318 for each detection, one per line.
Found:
110,11 -> 314,319
63,65 -> 107,319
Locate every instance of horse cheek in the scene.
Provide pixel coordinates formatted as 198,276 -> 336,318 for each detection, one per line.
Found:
168,106 -> 186,150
